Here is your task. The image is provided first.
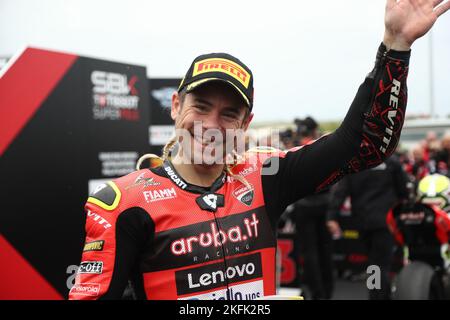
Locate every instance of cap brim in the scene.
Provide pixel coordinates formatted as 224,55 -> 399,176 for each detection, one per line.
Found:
185,78 -> 251,109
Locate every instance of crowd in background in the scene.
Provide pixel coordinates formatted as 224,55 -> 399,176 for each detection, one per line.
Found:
278,118 -> 450,183
273,117 -> 450,300
398,131 -> 450,184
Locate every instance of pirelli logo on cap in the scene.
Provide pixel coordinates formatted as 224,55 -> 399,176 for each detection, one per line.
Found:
83,240 -> 105,252
193,58 -> 250,89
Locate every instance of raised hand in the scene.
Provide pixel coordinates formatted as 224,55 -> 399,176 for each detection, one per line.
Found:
383,0 -> 450,51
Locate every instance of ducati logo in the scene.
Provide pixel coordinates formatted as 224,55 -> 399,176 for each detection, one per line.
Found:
196,193 -> 224,212
233,184 -> 254,206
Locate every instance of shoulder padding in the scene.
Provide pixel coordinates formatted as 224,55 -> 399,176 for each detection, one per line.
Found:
87,181 -> 121,211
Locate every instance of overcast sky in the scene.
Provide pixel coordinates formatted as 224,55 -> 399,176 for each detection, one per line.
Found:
1,0 -> 449,123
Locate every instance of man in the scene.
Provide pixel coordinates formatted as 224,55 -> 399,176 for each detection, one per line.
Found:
434,131 -> 450,177
286,117 -> 335,299
326,155 -> 410,299
296,116 -> 319,145
406,144 -> 432,186
70,0 -> 450,300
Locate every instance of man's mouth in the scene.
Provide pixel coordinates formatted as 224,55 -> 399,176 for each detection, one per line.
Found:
191,132 -> 209,146
190,131 -> 221,147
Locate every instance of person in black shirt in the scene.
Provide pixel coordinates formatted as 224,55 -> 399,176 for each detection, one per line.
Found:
70,1 -> 450,299
290,117 -> 335,299
326,155 -> 409,299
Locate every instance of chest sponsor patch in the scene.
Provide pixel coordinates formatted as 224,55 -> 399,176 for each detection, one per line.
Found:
143,187 -> 177,203
178,279 -> 264,300
233,184 -> 254,206
69,283 -> 101,297
175,253 -> 262,296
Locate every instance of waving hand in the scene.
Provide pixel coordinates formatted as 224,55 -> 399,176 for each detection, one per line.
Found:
384,0 -> 450,50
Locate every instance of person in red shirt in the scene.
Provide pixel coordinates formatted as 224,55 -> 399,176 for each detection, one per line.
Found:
70,0 -> 450,300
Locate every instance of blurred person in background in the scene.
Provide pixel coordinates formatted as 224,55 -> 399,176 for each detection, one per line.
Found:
434,132 -> 450,177
279,128 -> 298,150
423,131 -> 439,162
405,144 -> 431,185
286,117 -> 335,299
326,154 -> 409,300
69,0 -> 450,300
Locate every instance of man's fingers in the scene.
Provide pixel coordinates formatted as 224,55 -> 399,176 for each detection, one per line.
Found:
386,0 -> 398,8
435,0 -> 450,16
433,0 -> 445,8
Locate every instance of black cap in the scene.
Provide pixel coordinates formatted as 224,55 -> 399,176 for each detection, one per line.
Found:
303,116 -> 318,131
295,116 -> 318,136
178,53 -> 254,110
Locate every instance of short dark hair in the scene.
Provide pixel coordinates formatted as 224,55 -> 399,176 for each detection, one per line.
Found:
295,116 -> 318,137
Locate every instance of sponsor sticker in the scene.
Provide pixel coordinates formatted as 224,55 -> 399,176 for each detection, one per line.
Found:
179,280 -> 264,300
70,283 -> 101,297
170,213 -> 260,256
78,261 -> 103,274
143,187 -> 177,203
192,58 -> 250,88
125,172 -> 161,190
233,184 -> 254,206
175,253 -> 262,295
83,240 -> 105,252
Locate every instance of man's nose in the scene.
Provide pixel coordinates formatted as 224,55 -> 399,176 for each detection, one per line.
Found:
201,110 -> 222,130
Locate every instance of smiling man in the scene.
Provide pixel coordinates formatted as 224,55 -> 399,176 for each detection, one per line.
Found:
70,0 -> 450,300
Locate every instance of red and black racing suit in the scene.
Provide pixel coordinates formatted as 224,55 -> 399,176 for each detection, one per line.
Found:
69,43 -> 410,300
387,203 -> 450,266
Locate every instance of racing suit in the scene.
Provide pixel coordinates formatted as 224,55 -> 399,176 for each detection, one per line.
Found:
387,203 -> 450,266
69,43 -> 410,300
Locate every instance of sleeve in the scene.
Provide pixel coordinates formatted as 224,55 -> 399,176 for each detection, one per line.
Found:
434,206 -> 450,245
68,182 -> 153,300
262,43 -> 410,219
386,207 -> 405,246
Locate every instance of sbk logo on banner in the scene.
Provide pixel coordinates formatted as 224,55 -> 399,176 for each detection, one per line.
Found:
91,70 -> 140,121
175,253 -> 262,295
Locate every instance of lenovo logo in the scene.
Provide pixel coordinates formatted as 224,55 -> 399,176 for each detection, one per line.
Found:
176,253 -> 262,295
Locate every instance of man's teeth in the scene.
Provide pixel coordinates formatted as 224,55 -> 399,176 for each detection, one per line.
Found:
194,135 -> 208,144
193,135 -> 221,145
193,134 -> 206,143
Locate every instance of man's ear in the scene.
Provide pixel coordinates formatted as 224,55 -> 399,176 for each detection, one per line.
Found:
171,91 -> 181,120
242,112 -> 254,131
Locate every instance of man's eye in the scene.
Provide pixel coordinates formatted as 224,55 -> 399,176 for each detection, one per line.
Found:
193,105 -> 208,112
223,112 -> 240,119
